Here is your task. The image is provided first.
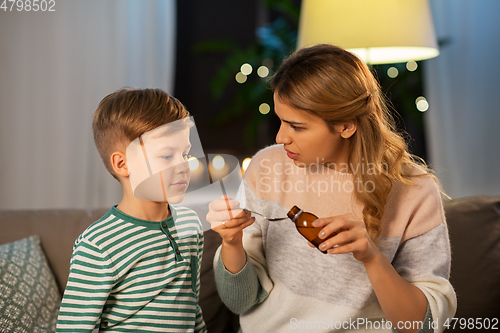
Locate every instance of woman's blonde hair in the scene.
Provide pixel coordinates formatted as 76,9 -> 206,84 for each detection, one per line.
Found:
271,44 -> 439,240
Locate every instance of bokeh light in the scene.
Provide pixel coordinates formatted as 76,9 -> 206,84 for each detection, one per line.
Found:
257,66 -> 269,78
387,67 -> 399,78
240,63 -> 252,75
416,96 -> 429,112
212,155 -> 225,170
406,60 -> 418,71
259,103 -> 270,114
242,157 -> 252,171
188,156 -> 200,171
235,72 -> 247,84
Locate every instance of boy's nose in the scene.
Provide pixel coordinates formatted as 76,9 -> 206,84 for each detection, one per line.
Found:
174,159 -> 189,174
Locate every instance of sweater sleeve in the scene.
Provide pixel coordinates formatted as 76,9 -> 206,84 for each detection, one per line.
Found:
212,181 -> 273,314
392,302 -> 433,333
389,176 -> 457,333
212,163 -> 277,314
237,174 -> 277,295
213,247 -> 268,314
392,224 -> 456,333
56,239 -> 115,332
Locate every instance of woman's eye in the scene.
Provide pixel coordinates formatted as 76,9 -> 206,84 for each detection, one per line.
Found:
290,125 -> 303,131
162,156 -> 173,160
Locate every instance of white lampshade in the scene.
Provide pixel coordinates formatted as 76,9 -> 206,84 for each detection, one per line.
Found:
297,0 -> 439,64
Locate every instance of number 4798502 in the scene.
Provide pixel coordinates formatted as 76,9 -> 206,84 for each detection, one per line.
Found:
1,0 -> 56,11
444,317 -> 499,330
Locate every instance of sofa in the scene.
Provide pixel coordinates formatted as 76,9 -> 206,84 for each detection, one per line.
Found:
0,196 -> 499,332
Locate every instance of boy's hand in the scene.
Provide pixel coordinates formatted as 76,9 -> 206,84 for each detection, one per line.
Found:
206,196 -> 255,246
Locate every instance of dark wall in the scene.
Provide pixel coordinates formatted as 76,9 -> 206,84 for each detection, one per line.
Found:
175,0 -> 260,158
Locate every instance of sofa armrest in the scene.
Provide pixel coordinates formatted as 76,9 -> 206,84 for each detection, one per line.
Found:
444,195 -> 500,326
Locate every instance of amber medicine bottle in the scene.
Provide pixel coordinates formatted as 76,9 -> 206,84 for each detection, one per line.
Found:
287,205 -> 328,253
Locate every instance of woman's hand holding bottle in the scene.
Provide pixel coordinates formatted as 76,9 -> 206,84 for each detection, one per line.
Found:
311,214 -> 381,264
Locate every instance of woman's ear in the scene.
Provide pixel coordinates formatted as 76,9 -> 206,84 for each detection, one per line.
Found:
110,151 -> 129,178
334,120 -> 357,139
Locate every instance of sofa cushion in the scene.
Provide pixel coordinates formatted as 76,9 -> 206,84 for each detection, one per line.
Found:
0,235 -> 61,332
444,196 -> 500,324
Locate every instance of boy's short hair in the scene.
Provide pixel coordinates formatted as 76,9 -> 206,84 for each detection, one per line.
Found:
92,88 -> 190,178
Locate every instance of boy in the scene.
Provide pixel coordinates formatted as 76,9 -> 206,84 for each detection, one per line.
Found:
56,88 -> 207,332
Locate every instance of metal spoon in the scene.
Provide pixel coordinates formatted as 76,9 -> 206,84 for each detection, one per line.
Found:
243,209 -> 289,222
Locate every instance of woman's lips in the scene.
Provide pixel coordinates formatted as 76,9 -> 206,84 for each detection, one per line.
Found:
285,149 -> 299,160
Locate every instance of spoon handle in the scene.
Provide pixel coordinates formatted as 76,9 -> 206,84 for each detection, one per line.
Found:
243,209 -> 288,222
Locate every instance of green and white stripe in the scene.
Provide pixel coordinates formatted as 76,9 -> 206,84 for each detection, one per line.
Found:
56,205 -> 206,332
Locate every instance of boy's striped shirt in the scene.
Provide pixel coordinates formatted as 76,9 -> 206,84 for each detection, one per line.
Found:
56,205 -> 206,332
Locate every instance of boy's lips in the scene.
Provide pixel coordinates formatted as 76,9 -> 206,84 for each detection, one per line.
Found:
170,180 -> 188,188
284,148 -> 299,160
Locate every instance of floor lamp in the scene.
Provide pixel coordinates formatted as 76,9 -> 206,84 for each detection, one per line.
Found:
297,0 -> 439,64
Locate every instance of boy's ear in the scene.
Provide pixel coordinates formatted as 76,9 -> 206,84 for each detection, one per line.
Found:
110,151 -> 129,177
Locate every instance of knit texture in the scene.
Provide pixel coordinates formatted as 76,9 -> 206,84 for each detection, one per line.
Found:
56,205 -> 206,333
214,144 -> 456,333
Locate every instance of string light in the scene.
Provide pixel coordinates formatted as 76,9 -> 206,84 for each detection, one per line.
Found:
387,67 -> 399,78
406,60 -> 418,71
416,96 -> 429,112
235,72 -> 247,84
259,103 -> 270,114
240,63 -> 253,75
257,66 -> 269,78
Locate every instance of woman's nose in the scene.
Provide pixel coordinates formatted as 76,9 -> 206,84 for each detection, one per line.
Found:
275,125 -> 291,144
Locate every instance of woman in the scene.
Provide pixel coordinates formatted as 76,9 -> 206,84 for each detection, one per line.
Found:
207,44 -> 456,333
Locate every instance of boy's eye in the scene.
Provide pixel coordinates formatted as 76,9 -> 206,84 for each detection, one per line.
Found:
161,154 -> 191,160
